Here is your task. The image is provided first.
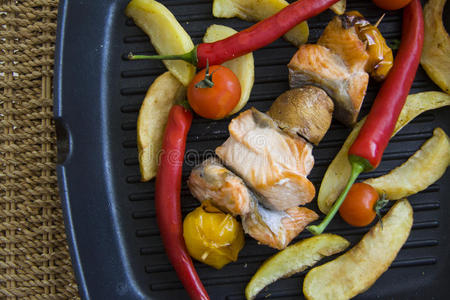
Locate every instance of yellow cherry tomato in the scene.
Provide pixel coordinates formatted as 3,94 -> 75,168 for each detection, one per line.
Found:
183,200 -> 244,269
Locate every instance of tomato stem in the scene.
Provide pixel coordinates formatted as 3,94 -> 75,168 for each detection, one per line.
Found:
195,61 -> 216,88
307,161 -> 365,235
374,193 -> 389,229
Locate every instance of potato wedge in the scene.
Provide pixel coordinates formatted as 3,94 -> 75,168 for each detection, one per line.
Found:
203,25 -> 255,115
421,0 -> 450,94
303,199 -> 413,300
245,234 -> 350,300
137,72 -> 186,181
330,0 -> 346,15
318,91 -> 450,213
365,128 -> 450,199
212,0 -> 309,47
125,0 -> 195,86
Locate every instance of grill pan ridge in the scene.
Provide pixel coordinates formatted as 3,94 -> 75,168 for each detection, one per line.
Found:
54,0 -> 450,299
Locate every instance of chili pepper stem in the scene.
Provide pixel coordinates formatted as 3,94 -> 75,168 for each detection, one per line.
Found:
307,161 -> 365,235
127,47 -> 198,66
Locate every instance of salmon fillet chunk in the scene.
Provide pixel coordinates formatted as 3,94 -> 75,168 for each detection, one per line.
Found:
288,44 -> 368,126
288,14 -> 370,126
187,157 -> 252,216
216,109 -> 315,211
318,14 -> 370,73
242,205 -> 318,250
188,157 -> 318,249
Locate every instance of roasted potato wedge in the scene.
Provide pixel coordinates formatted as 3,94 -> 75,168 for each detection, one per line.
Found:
365,128 -> 450,199
137,72 -> 186,181
318,91 -> 450,213
421,0 -> 450,94
267,86 -> 334,145
330,0 -> 346,15
245,234 -> 350,300
125,0 -> 195,86
203,25 -> 255,115
212,0 -> 309,47
303,199 -> 413,300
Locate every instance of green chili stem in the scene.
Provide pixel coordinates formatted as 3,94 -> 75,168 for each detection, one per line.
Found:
127,47 -> 197,66
307,161 -> 365,235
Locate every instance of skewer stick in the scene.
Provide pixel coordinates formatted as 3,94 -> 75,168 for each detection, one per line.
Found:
374,13 -> 386,28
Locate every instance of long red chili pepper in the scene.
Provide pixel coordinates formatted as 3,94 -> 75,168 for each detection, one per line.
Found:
129,0 -> 339,68
308,0 -> 424,235
155,105 -> 209,300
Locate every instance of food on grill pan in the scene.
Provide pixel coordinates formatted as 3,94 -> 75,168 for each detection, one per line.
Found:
245,234 -> 350,300
127,0 -> 450,298
364,127 -> 450,199
267,86 -> 334,145
188,157 -> 318,250
420,0 -> 450,94
216,108 -> 316,211
203,24 -> 255,115
137,72 -> 186,181
303,199 -> 413,300
125,0 -> 195,86
318,91 -> 450,214
212,0 -> 309,47
183,200 -> 244,269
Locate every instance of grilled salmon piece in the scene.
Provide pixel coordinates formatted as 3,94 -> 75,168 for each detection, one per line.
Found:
318,15 -> 370,72
242,205 -> 318,250
188,157 -> 318,249
288,14 -> 370,126
216,109 -> 315,211
187,157 -> 252,216
288,44 -> 368,126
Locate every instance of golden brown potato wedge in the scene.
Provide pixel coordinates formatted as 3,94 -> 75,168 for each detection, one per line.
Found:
137,72 -> 186,181
267,86 -> 334,145
330,0 -> 346,15
245,234 -> 350,300
303,199 -> 413,300
365,128 -> 450,199
421,0 -> 450,94
212,0 -> 309,47
318,92 -> 450,214
125,0 -> 195,86
203,25 -> 255,115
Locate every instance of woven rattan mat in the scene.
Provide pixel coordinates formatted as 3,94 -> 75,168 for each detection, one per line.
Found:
0,1 -> 79,298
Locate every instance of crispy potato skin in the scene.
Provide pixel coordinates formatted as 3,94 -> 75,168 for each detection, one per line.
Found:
267,86 -> 334,145
318,92 -> 450,213
203,25 -> 254,115
245,234 -> 349,300
421,0 -> 450,94
365,127 -> 450,199
137,72 -> 186,181
330,0 -> 346,15
125,0 -> 195,86
303,200 -> 413,300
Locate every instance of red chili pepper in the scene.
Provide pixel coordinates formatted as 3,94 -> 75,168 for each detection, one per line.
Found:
129,0 -> 339,68
308,0 -> 424,235
155,105 -> 209,300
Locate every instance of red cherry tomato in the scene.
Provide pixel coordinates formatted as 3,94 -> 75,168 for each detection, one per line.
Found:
187,65 -> 241,120
371,0 -> 413,10
339,183 -> 380,227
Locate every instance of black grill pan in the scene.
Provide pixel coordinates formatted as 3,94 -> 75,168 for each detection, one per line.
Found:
54,0 -> 450,299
